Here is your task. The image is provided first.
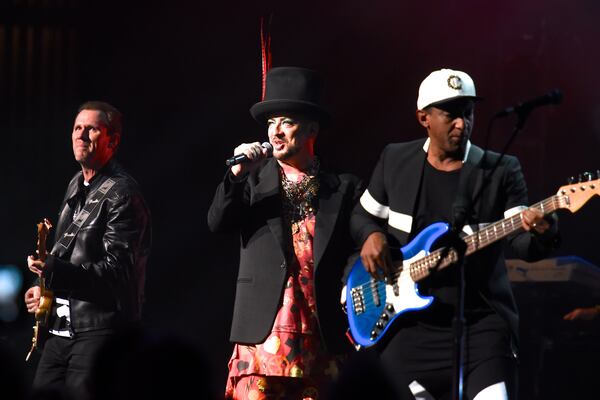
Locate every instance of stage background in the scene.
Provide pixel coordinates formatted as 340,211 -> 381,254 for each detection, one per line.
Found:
1,0 -> 599,398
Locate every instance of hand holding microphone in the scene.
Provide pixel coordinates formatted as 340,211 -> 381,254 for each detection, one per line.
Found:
227,142 -> 273,176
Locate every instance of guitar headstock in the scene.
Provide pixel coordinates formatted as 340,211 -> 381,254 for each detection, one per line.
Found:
36,218 -> 53,262
557,171 -> 600,213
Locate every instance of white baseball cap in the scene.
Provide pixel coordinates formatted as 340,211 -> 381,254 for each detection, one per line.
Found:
417,68 -> 480,110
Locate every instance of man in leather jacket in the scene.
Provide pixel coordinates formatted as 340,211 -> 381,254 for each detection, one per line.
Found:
24,101 -> 152,399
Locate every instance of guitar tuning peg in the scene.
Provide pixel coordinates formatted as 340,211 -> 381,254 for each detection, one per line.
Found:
597,170 -> 600,180
583,171 -> 593,181
567,176 -> 576,184
578,173 -> 584,183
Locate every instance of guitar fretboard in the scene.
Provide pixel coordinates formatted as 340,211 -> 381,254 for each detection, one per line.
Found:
409,193 -> 569,281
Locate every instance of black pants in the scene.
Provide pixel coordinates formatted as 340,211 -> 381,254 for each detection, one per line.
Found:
377,313 -> 518,399
33,333 -> 111,400
379,355 -> 517,400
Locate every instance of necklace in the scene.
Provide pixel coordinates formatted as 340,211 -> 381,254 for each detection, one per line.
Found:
280,157 -> 320,227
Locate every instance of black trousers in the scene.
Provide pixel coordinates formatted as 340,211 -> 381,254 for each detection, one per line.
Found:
377,353 -> 517,400
409,356 -> 515,400
33,333 -> 111,400
374,315 -> 518,399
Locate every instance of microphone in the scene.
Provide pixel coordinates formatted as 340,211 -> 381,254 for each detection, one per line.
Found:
495,89 -> 563,117
225,142 -> 273,166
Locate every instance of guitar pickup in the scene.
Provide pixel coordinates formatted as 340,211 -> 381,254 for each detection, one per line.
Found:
382,274 -> 400,297
370,278 -> 381,307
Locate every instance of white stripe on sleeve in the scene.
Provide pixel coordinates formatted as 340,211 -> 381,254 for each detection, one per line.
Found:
388,210 -> 413,233
360,189 -> 389,219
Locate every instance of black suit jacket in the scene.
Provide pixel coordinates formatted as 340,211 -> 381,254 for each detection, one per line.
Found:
208,158 -> 362,353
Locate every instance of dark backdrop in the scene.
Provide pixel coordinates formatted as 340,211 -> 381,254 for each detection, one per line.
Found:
1,0 -> 599,397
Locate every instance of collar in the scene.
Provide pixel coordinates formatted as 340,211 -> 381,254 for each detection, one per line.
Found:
67,159 -> 121,203
422,137 -> 472,163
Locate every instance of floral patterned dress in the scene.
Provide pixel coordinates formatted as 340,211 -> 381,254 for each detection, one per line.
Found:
225,161 -> 339,400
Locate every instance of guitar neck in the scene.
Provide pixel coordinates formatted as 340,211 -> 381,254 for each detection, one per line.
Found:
410,193 -> 567,281
36,219 -> 52,295
463,194 -> 564,256
39,276 -> 48,295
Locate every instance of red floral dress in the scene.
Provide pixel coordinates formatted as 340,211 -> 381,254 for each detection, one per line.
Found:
225,166 -> 339,400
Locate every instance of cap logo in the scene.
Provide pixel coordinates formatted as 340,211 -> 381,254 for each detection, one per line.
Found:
447,75 -> 463,90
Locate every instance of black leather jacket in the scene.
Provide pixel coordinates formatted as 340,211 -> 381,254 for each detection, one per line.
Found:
43,159 -> 151,334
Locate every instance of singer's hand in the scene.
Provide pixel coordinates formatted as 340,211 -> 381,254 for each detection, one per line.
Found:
25,286 -> 41,314
231,142 -> 269,177
360,232 -> 394,281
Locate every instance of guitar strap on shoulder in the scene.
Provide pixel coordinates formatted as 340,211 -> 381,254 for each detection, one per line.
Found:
53,178 -> 117,253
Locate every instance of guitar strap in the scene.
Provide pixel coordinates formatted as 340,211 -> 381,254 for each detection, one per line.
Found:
52,178 -> 117,253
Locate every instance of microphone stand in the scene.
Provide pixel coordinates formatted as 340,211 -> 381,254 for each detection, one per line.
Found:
448,108 -> 532,400
448,171 -> 470,400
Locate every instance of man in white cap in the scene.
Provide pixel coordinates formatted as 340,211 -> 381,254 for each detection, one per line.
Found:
350,68 -> 560,399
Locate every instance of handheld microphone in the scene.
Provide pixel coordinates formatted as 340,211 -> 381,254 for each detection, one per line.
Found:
225,142 -> 273,166
495,89 -> 563,117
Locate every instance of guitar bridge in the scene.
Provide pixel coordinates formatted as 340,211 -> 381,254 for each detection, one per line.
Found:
351,287 -> 365,315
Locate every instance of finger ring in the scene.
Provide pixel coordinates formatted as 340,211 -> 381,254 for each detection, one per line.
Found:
532,223 -> 537,228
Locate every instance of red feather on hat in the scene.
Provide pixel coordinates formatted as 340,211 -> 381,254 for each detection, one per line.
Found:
260,15 -> 273,101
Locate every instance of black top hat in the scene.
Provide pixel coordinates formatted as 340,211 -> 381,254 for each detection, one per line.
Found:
250,67 -> 330,127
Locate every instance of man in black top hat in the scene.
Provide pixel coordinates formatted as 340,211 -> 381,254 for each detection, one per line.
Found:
208,67 -> 362,399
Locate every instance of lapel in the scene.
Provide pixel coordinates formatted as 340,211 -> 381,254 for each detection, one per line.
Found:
255,159 -> 348,268
450,143 -> 486,227
400,143 -> 428,219
462,143 -> 486,211
313,171 -> 344,270
254,159 -> 288,260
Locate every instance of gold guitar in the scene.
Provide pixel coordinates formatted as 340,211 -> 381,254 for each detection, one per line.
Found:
26,218 -> 53,361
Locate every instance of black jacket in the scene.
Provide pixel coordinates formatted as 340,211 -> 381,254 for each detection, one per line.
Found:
208,158 -> 362,353
44,159 -> 152,333
351,138 -> 559,343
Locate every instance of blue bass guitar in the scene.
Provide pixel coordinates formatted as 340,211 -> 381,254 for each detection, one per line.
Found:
343,176 -> 599,348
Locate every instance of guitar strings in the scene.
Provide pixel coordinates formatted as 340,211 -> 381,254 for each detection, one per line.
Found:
353,195 -> 559,295
348,196 -> 563,311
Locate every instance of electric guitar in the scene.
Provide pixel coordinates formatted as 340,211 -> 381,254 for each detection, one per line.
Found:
26,218 -> 53,361
343,174 -> 600,349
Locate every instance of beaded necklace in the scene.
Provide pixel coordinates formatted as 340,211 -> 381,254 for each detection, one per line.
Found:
280,157 -> 320,232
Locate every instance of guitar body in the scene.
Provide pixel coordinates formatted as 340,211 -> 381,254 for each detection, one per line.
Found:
35,285 -> 54,326
26,219 -> 53,361
345,222 -> 449,348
